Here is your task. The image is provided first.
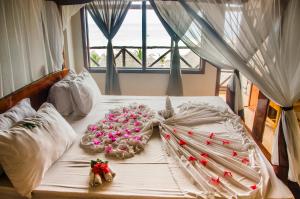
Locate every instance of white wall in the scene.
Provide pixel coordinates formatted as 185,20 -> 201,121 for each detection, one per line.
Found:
65,12 -> 218,96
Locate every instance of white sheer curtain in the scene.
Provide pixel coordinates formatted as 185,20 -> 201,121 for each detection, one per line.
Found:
0,0 -> 64,98
156,0 -> 300,184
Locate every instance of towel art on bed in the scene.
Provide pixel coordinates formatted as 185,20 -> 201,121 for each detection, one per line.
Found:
81,97 -> 267,198
81,103 -> 156,158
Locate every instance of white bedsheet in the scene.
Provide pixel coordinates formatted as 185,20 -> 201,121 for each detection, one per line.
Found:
0,96 -> 293,199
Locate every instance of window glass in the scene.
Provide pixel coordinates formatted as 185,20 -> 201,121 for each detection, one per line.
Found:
86,1 -> 203,72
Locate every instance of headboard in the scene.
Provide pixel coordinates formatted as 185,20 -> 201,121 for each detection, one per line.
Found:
0,68 -> 69,113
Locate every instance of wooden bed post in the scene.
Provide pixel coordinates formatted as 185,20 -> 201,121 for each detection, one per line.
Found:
252,91 -> 269,143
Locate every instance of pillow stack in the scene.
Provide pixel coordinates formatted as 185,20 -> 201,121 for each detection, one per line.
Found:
48,70 -> 101,116
0,102 -> 76,198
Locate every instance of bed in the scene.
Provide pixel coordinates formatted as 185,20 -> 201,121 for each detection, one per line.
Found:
0,95 -> 293,199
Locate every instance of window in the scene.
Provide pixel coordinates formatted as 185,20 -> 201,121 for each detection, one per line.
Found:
82,1 -> 205,73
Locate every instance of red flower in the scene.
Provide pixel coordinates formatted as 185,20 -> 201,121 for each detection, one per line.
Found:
92,163 -> 102,174
211,177 -> 220,185
200,159 -> 208,166
187,131 -> 193,136
223,171 -> 232,177
179,139 -> 187,146
188,156 -> 197,162
209,132 -> 215,139
222,140 -> 230,145
232,151 -> 238,157
100,163 -> 110,173
206,140 -> 212,145
242,157 -> 250,164
165,134 -> 171,140
250,184 -> 257,190
201,153 -> 209,158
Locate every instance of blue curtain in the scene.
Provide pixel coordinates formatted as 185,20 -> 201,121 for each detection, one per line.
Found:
149,0 -> 183,96
87,0 -> 131,95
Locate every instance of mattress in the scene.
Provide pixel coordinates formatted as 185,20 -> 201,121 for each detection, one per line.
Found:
0,96 -> 293,199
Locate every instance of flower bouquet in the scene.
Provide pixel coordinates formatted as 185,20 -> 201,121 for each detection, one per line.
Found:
89,159 -> 116,187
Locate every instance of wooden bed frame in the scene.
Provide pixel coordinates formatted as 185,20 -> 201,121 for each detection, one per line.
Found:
0,68 -> 69,113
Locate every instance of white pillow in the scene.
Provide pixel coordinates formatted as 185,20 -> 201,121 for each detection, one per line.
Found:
70,70 -> 101,116
48,71 -> 77,116
0,103 -> 76,198
0,98 -> 36,130
0,98 -> 36,177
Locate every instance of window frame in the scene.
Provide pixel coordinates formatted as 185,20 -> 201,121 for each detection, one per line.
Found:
81,2 -> 205,74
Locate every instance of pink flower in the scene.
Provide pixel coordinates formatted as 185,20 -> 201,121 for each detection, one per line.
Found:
125,128 -> 131,134
108,132 -> 114,138
134,127 -> 141,132
88,125 -> 98,132
130,114 -> 137,119
95,131 -> 104,138
134,135 -> 142,141
93,138 -> 101,145
134,121 -> 141,126
110,137 -> 116,142
115,131 -> 122,136
123,133 -> 130,138
105,145 -> 113,153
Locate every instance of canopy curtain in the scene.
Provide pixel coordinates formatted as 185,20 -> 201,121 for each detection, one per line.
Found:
155,0 -> 300,184
87,0 -> 131,95
226,70 -> 244,119
0,0 -> 63,98
150,0 -> 190,96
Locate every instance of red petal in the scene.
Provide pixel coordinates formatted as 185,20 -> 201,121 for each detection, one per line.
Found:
242,157 -> 250,164
211,177 -> 220,185
223,171 -> 232,177
188,156 -> 197,162
250,185 -> 257,190
173,128 -> 177,133
222,140 -> 230,145
209,132 -> 215,139
179,139 -> 187,146
201,153 -> 209,158
232,151 -> 238,157
187,131 -> 193,136
165,134 -> 171,140
200,159 -> 208,166
206,140 -> 212,145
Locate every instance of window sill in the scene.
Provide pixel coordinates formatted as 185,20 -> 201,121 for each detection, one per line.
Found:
88,67 -> 205,74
